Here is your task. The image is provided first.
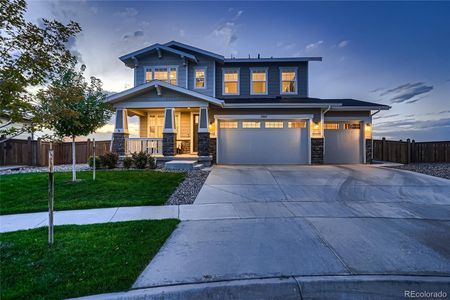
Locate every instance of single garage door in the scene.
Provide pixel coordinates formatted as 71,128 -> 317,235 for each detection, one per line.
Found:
217,119 -> 310,164
324,122 -> 362,164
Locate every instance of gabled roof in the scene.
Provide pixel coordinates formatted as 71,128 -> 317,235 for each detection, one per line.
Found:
105,80 -> 224,106
119,43 -> 198,65
224,57 -> 322,63
164,41 -> 225,61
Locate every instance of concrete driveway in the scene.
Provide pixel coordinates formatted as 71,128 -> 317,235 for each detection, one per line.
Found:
134,165 -> 450,294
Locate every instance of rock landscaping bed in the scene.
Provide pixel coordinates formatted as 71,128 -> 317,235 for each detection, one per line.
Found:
0,164 -> 91,175
166,170 -> 210,205
388,163 -> 450,180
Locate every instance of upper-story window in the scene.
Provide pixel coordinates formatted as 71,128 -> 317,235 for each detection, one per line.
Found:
195,68 -> 206,89
223,68 -> 239,95
145,66 -> 177,85
250,68 -> 268,95
280,67 -> 297,94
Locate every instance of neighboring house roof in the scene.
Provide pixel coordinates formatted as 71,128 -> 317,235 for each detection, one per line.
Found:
164,41 -> 225,61
119,43 -> 198,66
222,97 -> 391,110
105,80 -> 225,106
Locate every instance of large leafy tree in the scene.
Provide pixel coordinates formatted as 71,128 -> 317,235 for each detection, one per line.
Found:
0,0 -> 81,137
38,66 -> 113,181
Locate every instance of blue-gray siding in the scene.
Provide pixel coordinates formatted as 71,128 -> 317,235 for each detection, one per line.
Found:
215,62 -> 308,99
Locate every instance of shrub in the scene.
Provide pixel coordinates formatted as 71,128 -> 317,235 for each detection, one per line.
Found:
148,155 -> 156,169
99,152 -> 119,169
131,151 -> 148,169
88,156 -> 101,168
123,157 -> 133,169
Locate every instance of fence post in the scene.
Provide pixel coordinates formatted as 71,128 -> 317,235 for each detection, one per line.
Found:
406,139 -> 411,164
87,139 -> 91,162
382,137 -> 386,161
1,135 -> 6,165
36,138 -> 42,166
27,137 -> 32,166
411,140 -> 416,163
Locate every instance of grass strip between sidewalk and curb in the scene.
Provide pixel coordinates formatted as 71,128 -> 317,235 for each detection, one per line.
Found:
0,170 -> 185,215
0,219 -> 179,300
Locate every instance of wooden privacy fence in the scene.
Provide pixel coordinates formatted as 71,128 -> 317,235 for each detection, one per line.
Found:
373,138 -> 450,163
0,138 -> 111,166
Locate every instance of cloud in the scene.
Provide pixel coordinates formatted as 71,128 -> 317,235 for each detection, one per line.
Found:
338,40 -> 349,48
233,10 -> 243,20
115,8 -> 138,18
179,29 -> 185,37
305,40 -> 323,51
67,36 -> 83,64
276,41 -> 296,51
376,82 -> 433,104
123,30 -> 144,40
373,113 -> 400,120
213,22 -> 238,46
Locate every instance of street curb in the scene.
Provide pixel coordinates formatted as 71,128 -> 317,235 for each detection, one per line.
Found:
70,275 -> 450,300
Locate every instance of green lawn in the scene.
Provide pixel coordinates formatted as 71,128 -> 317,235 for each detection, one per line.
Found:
0,219 -> 179,300
0,170 -> 185,215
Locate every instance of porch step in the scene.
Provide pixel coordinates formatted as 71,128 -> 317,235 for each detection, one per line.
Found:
165,160 -> 198,170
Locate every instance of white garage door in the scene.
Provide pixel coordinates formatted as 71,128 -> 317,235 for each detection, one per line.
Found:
324,122 -> 362,164
217,119 -> 310,164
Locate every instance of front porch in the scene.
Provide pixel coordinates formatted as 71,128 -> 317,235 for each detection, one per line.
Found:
111,106 -> 214,164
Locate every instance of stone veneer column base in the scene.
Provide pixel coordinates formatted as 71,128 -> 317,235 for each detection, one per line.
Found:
311,138 -> 324,164
198,132 -> 210,157
209,137 -> 217,164
112,132 -> 129,156
162,133 -> 176,157
365,139 -> 373,164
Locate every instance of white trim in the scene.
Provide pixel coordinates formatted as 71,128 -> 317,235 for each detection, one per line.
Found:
215,114 -> 314,120
163,41 -> 225,61
114,100 -> 208,109
325,116 -> 372,122
213,63 -> 216,96
194,66 -> 207,90
279,67 -> 298,95
250,67 -> 268,96
190,111 -> 195,153
361,120 -> 366,164
223,103 -> 341,109
307,120 -> 311,164
198,107 -> 209,133
106,80 -> 224,106
185,61 -> 188,89
222,68 -> 240,96
329,106 -> 390,111
120,43 -> 198,63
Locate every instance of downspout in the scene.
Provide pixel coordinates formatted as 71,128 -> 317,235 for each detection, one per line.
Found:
370,110 -> 381,162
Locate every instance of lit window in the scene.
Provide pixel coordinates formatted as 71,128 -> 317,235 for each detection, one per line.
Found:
344,123 -> 361,130
145,69 -> 152,82
195,68 -> 206,89
169,67 -> 177,85
220,121 -> 238,129
251,69 -> 267,95
223,69 -> 239,95
324,123 -> 340,130
145,67 -> 177,85
265,121 -> 284,128
242,121 -> 261,128
280,69 -> 297,94
288,121 -> 306,128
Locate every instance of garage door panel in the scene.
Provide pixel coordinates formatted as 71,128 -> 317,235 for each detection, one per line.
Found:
324,123 -> 362,164
218,120 -> 309,165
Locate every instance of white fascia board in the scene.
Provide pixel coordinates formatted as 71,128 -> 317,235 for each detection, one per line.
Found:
325,116 -> 373,123
120,44 -> 197,63
106,80 -> 224,107
164,41 -> 225,61
215,114 -> 314,120
223,103 -> 342,109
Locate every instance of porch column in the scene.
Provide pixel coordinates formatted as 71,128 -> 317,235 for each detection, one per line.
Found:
197,107 -> 210,157
311,113 -> 324,165
162,108 -> 176,156
112,109 -> 129,156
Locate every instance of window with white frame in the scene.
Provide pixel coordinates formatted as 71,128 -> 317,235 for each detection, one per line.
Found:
251,68 -> 268,95
195,68 -> 206,89
220,121 -> 238,129
148,114 -> 164,138
145,67 -> 177,85
280,68 -> 297,94
223,69 -> 239,95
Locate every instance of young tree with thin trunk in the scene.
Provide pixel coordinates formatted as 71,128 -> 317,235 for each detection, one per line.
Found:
38,66 -> 112,181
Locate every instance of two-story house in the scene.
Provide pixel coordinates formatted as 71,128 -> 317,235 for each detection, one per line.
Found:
107,41 -> 390,165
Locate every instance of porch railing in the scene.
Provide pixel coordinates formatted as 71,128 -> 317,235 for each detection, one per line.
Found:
127,138 -> 163,155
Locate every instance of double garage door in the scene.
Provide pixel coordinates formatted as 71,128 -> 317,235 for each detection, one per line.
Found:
217,119 -> 310,164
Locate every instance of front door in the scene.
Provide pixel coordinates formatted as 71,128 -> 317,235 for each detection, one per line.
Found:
193,114 -> 199,152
